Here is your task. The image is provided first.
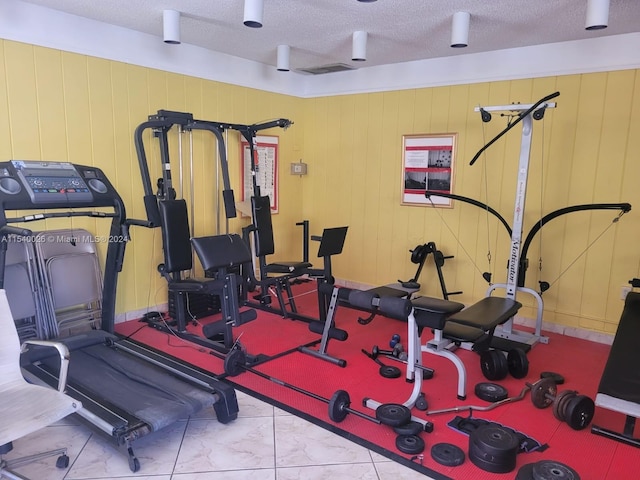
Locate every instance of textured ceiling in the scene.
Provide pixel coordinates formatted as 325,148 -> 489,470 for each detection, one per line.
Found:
20,0 -> 640,72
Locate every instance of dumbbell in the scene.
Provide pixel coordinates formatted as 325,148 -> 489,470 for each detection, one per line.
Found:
390,333 -> 401,348
527,377 -> 595,430
371,344 -> 405,360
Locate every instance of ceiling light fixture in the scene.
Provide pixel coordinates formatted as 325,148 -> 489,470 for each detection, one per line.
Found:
450,11 -> 470,48
277,45 -> 290,72
163,10 -> 181,44
357,0 -> 378,3
585,0 -> 609,30
243,0 -> 264,28
352,31 -> 367,61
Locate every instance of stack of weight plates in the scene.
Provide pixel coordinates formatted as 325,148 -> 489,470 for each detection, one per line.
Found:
468,424 -> 520,473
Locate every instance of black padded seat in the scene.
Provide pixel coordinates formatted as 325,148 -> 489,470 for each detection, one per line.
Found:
442,322 -> 486,344
365,286 -> 407,298
446,297 -> 522,331
263,261 -> 312,274
412,296 -> 465,330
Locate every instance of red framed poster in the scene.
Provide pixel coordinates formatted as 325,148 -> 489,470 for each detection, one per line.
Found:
240,135 -> 279,213
401,133 -> 456,207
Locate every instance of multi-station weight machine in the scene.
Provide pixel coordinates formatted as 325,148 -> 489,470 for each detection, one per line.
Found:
427,91 -> 630,349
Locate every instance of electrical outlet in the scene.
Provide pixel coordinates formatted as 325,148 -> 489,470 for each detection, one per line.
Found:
621,286 -> 632,300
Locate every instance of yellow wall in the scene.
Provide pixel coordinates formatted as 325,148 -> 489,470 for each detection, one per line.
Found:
301,74 -> 640,335
2,39 -> 639,335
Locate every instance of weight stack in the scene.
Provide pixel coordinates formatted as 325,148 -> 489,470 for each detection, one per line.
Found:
168,291 -> 221,321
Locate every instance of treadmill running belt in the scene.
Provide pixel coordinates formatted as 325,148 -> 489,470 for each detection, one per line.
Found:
42,339 -> 216,431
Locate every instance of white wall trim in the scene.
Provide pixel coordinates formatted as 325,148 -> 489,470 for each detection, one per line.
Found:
2,1 -> 639,99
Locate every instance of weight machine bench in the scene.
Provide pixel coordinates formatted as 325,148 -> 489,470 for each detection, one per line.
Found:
592,289 -> 640,448
408,296 -> 522,401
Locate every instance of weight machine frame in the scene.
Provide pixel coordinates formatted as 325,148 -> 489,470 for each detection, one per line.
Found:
426,92 -> 630,348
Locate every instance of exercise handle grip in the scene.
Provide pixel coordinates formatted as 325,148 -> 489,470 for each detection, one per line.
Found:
470,91 -> 560,166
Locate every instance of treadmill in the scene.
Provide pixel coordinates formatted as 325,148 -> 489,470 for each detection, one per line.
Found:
0,160 -> 239,472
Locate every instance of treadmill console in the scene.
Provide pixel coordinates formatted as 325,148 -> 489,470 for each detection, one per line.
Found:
0,160 -> 118,210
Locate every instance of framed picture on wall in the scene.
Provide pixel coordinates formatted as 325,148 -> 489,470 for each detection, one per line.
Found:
401,133 -> 456,207
240,135 -> 279,213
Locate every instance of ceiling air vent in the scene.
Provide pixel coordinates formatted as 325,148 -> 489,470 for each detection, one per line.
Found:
296,63 -> 356,75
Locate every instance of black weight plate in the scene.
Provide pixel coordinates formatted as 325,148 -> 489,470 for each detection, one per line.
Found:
507,348 -> 529,379
541,371 -> 565,385
395,434 -> 425,454
469,424 -> 520,458
394,420 -> 423,436
223,349 -> 246,377
468,440 -> 517,474
430,442 -> 465,467
516,462 -> 536,480
552,390 -> 576,422
475,382 -> 509,402
480,350 -> 509,381
376,403 -> 412,427
328,390 -> 350,423
565,395 -> 595,431
532,460 -> 581,480
531,378 -> 557,409
379,365 -> 402,378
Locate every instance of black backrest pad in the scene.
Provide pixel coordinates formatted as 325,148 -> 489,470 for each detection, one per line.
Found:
251,195 -> 275,256
317,226 -> 348,257
598,292 -> 640,404
159,199 -> 193,273
191,234 -> 252,271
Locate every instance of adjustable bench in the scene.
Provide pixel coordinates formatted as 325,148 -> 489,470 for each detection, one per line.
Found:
406,295 -> 522,401
592,290 -> 640,448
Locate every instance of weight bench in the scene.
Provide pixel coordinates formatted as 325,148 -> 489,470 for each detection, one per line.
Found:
406,295 -> 522,401
592,290 -> 640,448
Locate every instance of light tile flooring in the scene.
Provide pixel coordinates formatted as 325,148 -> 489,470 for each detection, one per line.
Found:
1,390 -> 435,480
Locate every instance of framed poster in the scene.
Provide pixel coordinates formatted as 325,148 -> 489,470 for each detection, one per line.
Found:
240,135 -> 279,213
401,133 -> 456,207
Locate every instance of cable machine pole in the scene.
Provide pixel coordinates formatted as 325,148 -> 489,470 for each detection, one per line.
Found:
472,92 -> 559,347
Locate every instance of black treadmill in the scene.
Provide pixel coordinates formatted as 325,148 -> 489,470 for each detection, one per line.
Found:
0,160 -> 238,472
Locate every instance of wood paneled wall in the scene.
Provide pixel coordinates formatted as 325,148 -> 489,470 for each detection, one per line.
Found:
2,39 -> 638,334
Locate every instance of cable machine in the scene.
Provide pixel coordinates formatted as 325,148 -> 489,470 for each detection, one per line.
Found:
426,92 -> 631,349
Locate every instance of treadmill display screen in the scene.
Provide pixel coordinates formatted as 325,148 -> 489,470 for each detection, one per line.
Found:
11,160 -> 93,204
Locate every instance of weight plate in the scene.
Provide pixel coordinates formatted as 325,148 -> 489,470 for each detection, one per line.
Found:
564,394 -> 595,431
532,460 -> 581,480
507,348 -> 529,379
430,442 -> 465,467
395,434 -> 425,454
468,439 -> 517,474
541,371 -> 565,385
516,462 -> 536,480
223,349 -> 246,377
393,420 -> 423,436
379,365 -> 402,379
480,350 -> 509,381
376,403 -> 412,427
328,390 -> 350,423
531,378 -> 557,409
475,382 -> 509,402
552,390 -> 576,422
469,424 -> 520,458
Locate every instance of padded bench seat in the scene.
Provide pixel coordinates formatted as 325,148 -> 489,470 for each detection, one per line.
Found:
412,296 -> 465,330
446,296 -> 522,331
